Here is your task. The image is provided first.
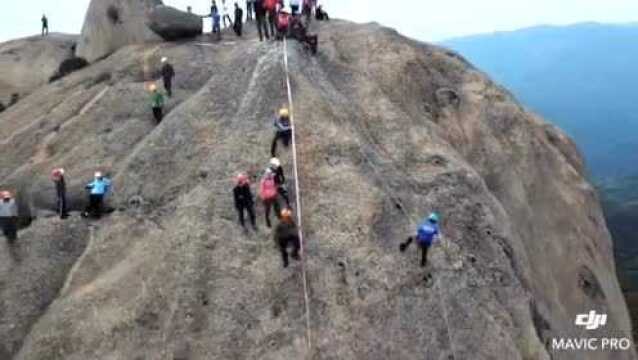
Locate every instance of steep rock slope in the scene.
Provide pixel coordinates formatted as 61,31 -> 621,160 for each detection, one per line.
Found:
0,21 -> 633,360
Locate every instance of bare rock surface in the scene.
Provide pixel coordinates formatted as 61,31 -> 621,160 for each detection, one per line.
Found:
0,19 -> 634,360
148,5 -> 203,41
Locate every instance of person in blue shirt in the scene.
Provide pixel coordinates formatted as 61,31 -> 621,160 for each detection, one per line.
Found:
400,213 -> 440,267
83,172 -> 112,219
271,107 -> 292,157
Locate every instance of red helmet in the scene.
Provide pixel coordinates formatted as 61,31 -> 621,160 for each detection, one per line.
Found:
236,173 -> 249,186
51,168 -> 65,180
0,191 -> 12,199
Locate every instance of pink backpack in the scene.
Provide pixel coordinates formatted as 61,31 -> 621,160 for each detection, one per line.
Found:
260,176 -> 278,201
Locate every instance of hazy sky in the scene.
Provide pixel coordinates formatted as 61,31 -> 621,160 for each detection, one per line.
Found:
2,0 -> 638,43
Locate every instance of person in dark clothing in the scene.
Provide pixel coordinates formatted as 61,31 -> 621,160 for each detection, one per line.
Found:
271,107 -> 292,157
315,5 -> 329,20
0,102 -> 5,113
269,158 -> 290,206
0,191 -> 18,244
42,14 -> 49,36
254,0 -> 270,41
9,93 -> 19,106
274,208 -> 300,268
246,0 -> 254,21
233,3 -> 244,37
233,173 -> 257,229
160,57 -> 175,97
51,168 -> 69,219
400,213 -> 440,267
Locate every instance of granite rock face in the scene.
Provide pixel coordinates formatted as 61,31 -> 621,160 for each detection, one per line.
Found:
0,20 -> 634,360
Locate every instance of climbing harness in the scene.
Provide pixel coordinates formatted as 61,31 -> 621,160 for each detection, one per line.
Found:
283,37 -> 313,352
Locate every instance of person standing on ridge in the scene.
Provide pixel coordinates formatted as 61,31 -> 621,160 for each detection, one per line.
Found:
400,213 -> 440,267
269,157 -> 290,206
264,0 -> 277,40
271,107 -> 292,157
233,2 -> 244,37
254,0 -> 270,41
246,0 -> 254,21
274,208 -> 300,268
51,168 -> 69,219
0,191 -> 19,244
233,173 -> 257,230
160,57 -> 175,97
83,172 -> 112,219
211,1 -> 222,38
289,0 -> 300,16
221,0 -> 233,29
41,14 -> 49,36
149,83 -> 165,124
259,169 -> 281,228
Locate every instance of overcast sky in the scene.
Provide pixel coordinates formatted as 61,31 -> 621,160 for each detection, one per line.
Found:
2,0 -> 638,43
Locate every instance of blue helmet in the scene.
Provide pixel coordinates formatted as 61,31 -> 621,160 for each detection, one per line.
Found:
428,212 -> 439,223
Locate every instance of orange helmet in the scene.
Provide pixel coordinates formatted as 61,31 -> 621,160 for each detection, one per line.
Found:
280,208 -> 293,222
0,191 -> 12,199
236,173 -> 249,186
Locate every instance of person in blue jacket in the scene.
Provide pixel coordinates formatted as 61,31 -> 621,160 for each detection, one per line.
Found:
83,171 -> 112,219
400,213 -> 440,267
271,107 -> 292,157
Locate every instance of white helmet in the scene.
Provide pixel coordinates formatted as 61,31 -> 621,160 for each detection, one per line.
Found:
94,171 -> 103,178
161,57 -> 168,63
270,157 -> 281,167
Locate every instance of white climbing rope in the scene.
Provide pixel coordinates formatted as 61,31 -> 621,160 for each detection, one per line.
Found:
283,37 -> 313,352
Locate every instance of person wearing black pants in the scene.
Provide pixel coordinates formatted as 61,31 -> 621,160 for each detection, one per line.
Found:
233,3 -> 244,37
233,174 -> 257,229
51,168 -> 69,219
267,9 -> 277,39
271,107 -> 292,157
246,0 -> 254,21
0,192 -> 18,244
274,209 -> 300,268
161,57 -> 175,97
269,158 -> 290,206
254,0 -> 270,41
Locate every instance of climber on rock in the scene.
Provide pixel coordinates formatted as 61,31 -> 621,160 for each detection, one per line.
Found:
41,14 -> 49,36
233,173 -> 257,230
269,157 -> 290,206
149,83 -> 165,124
211,1 -> 222,39
259,168 -> 281,228
274,208 -> 300,268
271,107 -> 292,157
302,0 -> 314,23
51,168 -> 69,219
83,172 -> 111,219
275,10 -> 291,40
221,0 -> 233,29
400,213 -> 440,267
0,191 -> 19,244
160,57 -> 175,97
264,0 -> 277,39
246,0 -> 254,21
289,15 -> 318,54
315,5 -> 329,21
233,2 -> 244,37
254,0 -> 270,41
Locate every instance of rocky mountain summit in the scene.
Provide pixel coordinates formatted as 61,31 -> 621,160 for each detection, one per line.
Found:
0,2 -> 634,359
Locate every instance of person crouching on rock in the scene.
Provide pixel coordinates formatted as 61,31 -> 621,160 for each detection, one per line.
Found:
400,213 -> 440,267
160,57 -> 175,97
269,157 -> 290,206
271,107 -> 292,157
83,172 -> 111,219
51,168 -> 69,219
274,208 -> 300,268
233,173 -> 257,230
0,191 -> 19,244
259,168 -> 281,228
149,83 -> 165,124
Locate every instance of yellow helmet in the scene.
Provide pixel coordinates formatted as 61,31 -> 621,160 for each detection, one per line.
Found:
279,107 -> 289,117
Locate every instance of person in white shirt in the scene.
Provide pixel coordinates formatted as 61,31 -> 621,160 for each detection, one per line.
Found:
221,0 -> 233,28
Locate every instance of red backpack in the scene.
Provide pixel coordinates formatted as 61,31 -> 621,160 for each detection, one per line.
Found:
264,0 -> 277,12
260,176 -> 278,201
278,12 -> 290,29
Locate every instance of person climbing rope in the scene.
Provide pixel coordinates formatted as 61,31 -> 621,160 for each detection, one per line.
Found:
264,0 -> 277,40
0,191 -> 18,244
149,83 -> 165,124
221,0 -> 233,29
51,168 -> 69,219
274,208 -> 300,268
233,2 -> 244,37
271,107 -> 292,157
41,14 -> 49,36
254,0 -> 270,41
233,173 -> 257,230
269,157 -> 290,206
160,57 -> 175,97
315,4 -> 329,21
400,213 -> 440,267
259,168 -> 281,228
83,172 -> 111,219
289,0 -> 301,16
